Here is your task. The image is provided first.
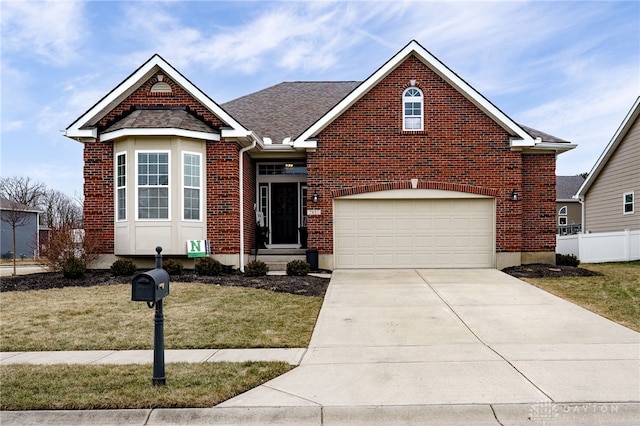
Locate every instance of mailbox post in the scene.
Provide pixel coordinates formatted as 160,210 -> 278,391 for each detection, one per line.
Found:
131,246 -> 169,386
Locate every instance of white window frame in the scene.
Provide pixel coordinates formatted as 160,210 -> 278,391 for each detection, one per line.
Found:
403,87 -> 423,131
558,216 -> 567,226
182,151 -> 202,221
623,191 -> 634,215
135,150 -> 171,221
558,206 -> 567,215
115,151 -> 127,221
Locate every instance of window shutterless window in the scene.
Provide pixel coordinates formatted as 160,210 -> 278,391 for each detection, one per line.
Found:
403,87 -> 423,131
623,192 -> 634,214
558,206 -> 567,215
116,152 -> 126,221
137,151 -> 169,220
183,152 -> 201,221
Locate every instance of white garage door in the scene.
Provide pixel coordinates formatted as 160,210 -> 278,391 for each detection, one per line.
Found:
334,198 -> 494,268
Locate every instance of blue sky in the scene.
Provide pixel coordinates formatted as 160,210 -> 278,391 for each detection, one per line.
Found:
1,0 -> 639,198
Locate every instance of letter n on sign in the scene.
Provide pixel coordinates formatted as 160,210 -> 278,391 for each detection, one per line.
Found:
187,240 -> 206,258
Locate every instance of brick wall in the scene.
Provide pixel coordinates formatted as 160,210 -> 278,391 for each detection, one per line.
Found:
85,74 -> 243,254
521,154 -> 557,252
307,54 -> 555,255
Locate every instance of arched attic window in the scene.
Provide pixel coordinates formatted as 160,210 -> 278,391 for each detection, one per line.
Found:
403,87 -> 423,131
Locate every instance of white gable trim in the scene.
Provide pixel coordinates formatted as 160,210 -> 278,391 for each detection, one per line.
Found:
65,54 -> 248,141
294,40 -> 536,145
100,128 -> 221,142
577,96 -> 640,199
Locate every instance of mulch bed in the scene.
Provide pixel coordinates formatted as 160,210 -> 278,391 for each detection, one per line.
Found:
0,270 -> 330,297
1,264 -> 599,296
502,263 -> 601,278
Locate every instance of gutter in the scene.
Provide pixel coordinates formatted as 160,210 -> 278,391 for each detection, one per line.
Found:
238,135 -> 258,272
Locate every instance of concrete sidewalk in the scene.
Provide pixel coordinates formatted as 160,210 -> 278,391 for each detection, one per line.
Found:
2,269 -> 639,425
1,348 -> 306,366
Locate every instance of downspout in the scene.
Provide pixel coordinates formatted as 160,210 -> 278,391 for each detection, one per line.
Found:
238,137 -> 257,272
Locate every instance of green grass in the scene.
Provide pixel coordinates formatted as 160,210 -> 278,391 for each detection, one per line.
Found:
521,261 -> 640,332
0,362 -> 293,410
0,283 -> 323,351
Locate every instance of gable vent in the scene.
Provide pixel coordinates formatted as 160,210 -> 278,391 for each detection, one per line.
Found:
151,81 -> 172,94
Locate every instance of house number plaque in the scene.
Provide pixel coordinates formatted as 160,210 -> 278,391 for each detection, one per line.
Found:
307,209 -> 321,216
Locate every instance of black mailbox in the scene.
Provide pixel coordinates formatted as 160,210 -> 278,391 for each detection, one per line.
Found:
132,268 -> 170,302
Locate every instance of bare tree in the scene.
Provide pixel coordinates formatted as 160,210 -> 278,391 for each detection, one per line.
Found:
0,199 -> 34,276
40,189 -> 83,228
0,176 -> 82,229
0,176 -> 46,208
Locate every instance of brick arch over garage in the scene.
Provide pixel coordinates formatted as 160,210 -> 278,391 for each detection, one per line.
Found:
331,181 -> 500,198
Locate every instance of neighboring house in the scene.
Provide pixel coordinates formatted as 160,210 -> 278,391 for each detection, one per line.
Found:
65,40 -> 575,270
0,197 -> 40,259
564,97 -> 639,263
577,97 -> 639,233
556,175 -> 585,235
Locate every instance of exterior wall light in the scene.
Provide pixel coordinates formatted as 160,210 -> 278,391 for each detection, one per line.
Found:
312,191 -> 319,203
511,189 -> 519,201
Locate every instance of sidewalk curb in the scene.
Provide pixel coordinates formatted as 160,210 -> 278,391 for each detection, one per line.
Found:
2,403 -> 639,425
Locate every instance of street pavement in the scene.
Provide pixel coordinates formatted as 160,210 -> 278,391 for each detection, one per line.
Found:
2,269 -> 639,425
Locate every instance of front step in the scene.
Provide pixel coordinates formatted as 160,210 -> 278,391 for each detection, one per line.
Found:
250,249 -> 308,271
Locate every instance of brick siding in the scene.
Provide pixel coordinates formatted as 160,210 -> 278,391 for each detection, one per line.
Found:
85,75 -> 243,254
306,55 -> 554,255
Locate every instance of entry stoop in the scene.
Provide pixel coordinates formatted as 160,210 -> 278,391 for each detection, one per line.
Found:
252,249 -> 307,271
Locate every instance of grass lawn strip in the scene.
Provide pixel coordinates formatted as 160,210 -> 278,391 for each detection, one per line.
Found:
0,283 -> 323,352
0,362 -> 293,410
521,261 -> 640,332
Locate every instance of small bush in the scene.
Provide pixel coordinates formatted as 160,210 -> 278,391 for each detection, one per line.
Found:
110,259 -> 137,276
286,259 -> 310,276
162,259 -> 184,276
62,256 -> 85,279
556,253 -> 580,267
244,260 -> 269,277
195,257 -> 223,276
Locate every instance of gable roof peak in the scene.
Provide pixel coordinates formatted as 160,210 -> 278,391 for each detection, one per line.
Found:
65,53 -> 249,142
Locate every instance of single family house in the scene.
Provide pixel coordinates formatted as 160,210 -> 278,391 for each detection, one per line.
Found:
571,96 -> 640,262
0,197 -> 41,259
65,40 -> 575,270
556,175 -> 584,235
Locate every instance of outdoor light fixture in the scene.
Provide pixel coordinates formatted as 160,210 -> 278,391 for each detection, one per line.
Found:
312,191 -> 319,203
511,189 -> 519,201
284,163 -> 294,168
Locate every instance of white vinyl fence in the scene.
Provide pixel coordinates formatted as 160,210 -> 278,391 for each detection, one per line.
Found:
557,230 -> 640,263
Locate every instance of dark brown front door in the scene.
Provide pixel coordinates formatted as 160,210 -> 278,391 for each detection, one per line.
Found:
271,183 -> 298,244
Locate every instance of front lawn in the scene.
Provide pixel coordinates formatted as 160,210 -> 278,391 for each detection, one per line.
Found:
0,282 -> 323,351
520,261 -> 640,332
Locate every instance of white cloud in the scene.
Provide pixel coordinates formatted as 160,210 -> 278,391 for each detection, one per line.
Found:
1,120 -> 24,132
1,0 -> 87,65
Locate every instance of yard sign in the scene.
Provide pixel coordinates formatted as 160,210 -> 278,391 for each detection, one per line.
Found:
186,240 -> 207,258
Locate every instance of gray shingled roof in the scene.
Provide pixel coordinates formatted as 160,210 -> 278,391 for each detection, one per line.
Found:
556,175 -> 585,200
521,125 -> 570,143
104,108 -> 217,134
222,82 -> 568,144
222,81 -> 360,143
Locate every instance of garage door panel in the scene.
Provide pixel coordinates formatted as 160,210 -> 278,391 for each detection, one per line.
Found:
334,198 -> 494,268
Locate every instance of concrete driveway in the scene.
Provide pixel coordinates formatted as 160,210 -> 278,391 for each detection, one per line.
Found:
218,269 -> 639,424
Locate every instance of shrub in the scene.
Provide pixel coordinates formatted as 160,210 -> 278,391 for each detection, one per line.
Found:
110,259 -> 137,276
62,256 -> 85,279
244,260 -> 269,277
38,225 -> 100,272
286,259 -> 310,276
195,257 -> 223,276
556,253 -> 580,267
162,259 -> 184,276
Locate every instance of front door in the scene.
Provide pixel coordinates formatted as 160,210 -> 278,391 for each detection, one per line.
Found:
271,183 -> 298,244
